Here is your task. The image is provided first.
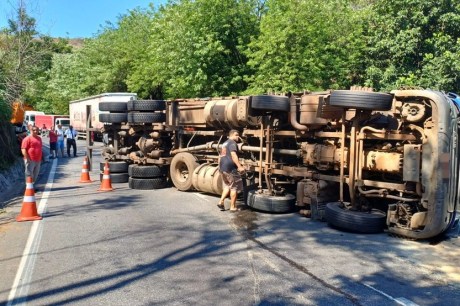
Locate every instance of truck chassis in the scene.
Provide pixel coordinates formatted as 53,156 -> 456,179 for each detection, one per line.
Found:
99,89 -> 460,240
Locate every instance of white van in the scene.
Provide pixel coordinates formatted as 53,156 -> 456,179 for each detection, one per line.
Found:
24,111 -> 45,127
55,117 -> 71,132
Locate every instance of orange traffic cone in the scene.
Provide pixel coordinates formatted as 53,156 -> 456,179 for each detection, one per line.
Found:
79,156 -> 93,183
16,176 -> 42,222
98,161 -> 113,191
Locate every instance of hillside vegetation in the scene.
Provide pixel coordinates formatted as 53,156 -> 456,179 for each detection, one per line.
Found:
1,0 -> 459,168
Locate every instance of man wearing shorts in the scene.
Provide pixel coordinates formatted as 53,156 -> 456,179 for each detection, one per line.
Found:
217,129 -> 245,211
48,126 -> 57,158
21,126 -> 42,191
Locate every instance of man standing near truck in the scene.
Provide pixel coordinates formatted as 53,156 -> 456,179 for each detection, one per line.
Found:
21,126 -> 42,191
217,129 -> 245,212
65,125 -> 78,157
55,124 -> 65,158
48,126 -> 57,159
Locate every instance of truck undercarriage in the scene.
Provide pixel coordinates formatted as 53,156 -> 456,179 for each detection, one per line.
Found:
99,89 -> 460,239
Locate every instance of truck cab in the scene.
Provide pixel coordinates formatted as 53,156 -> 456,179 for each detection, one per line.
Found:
24,111 -> 45,127
55,118 -> 70,132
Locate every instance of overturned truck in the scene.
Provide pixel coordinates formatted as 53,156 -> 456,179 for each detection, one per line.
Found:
99,89 -> 460,239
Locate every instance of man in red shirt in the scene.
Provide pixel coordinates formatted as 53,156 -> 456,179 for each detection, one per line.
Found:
21,126 -> 43,191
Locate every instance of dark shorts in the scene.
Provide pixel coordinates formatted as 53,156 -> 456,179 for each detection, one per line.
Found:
50,142 -> 56,150
221,171 -> 243,192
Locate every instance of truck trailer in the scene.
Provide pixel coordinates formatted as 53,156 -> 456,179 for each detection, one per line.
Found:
95,88 -> 459,240
69,93 -> 137,140
35,114 -> 70,133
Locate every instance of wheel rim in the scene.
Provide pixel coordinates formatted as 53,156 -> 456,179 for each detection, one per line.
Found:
176,161 -> 189,183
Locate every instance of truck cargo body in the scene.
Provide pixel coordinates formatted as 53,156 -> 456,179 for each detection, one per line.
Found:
69,93 -> 137,140
97,89 -> 459,240
35,115 -> 70,132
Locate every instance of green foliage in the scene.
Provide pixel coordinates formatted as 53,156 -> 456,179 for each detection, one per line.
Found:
3,0 -> 460,118
245,0 -> 367,93
0,97 -> 12,122
133,0 -> 259,98
45,7 -> 155,104
0,5 -> 38,104
363,0 -> 460,92
44,52 -> 86,114
24,37 -> 72,113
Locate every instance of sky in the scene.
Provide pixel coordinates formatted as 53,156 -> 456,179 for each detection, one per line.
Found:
0,0 -> 167,38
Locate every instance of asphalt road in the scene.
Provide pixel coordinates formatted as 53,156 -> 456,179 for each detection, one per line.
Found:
0,140 -> 459,305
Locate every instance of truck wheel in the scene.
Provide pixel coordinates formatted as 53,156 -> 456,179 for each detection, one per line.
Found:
128,177 -> 168,190
99,172 -> 129,183
100,161 -> 129,173
127,100 -> 166,111
99,113 -> 127,123
128,112 -> 166,123
170,153 -> 199,191
128,164 -> 165,178
99,102 -> 127,112
99,113 -> 110,122
329,90 -> 393,111
246,189 -> 296,213
325,202 -> 386,233
250,95 -> 290,112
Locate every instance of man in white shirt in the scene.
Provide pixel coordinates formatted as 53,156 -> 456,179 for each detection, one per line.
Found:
65,125 -> 78,157
55,124 -> 65,158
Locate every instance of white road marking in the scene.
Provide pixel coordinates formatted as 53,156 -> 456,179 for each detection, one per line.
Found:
7,158 -> 57,306
362,283 -> 420,306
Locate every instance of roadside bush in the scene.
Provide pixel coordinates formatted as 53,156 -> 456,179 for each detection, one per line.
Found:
0,99 -> 19,170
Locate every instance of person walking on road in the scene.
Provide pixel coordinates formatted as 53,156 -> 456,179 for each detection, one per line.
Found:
65,125 -> 78,157
55,124 -> 65,158
217,129 -> 245,212
21,126 -> 42,191
48,126 -> 57,159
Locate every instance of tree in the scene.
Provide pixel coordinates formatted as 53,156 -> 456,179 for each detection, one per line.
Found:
0,2 -> 39,104
245,0 -> 367,93
45,7 -> 155,105
132,0 -> 259,98
0,1 -> 59,167
363,0 -> 460,92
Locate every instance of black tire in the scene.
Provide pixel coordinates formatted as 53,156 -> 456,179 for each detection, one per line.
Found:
99,113 -> 110,123
170,152 -> 199,191
100,161 -> 129,173
128,164 -> 165,178
128,112 -> 166,123
128,177 -> 167,190
250,95 -> 290,112
325,202 -> 386,234
99,113 -> 127,123
246,189 -> 296,213
99,172 -> 129,183
329,90 -> 393,111
127,100 -> 166,111
99,102 -> 127,112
